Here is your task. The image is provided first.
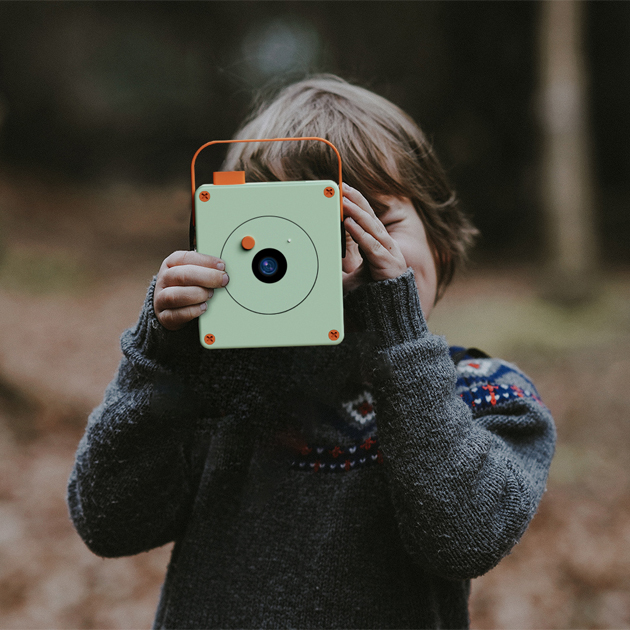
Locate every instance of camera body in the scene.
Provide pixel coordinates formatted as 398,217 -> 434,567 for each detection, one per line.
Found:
195,176 -> 344,349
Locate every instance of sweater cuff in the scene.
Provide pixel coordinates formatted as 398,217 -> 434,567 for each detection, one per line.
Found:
123,277 -> 201,370
343,268 -> 429,347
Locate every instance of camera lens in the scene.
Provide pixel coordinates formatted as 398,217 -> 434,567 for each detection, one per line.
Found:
252,248 -> 287,284
259,256 -> 278,276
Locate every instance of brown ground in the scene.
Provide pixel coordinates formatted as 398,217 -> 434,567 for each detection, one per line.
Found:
0,172 -> 629,629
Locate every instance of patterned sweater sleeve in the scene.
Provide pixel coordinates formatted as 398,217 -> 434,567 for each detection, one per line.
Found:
67,278 -> 215,558
344,269 -> 556,580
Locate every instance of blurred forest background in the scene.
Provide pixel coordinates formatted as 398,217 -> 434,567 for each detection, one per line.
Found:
0,1 -> 629,628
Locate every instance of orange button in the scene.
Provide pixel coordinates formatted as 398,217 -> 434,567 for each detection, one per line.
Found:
241,236 -> 255,250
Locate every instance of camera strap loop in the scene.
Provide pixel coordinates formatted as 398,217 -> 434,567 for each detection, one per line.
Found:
190,137 -> 344,253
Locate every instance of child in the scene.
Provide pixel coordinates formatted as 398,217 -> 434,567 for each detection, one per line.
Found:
68,75 -> 556,629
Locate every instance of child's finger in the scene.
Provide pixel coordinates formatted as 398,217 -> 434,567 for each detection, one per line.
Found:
155,285 -> 213,313
344,216 -> 406,280
342,184 -> 391,247
343,197 -> 395,253
342,183 -> 406,280
160,264 -> 229,290
342,183 -> 379,221
157,302 -> 208,331
344,216 -> 386,261
342,227 -> 362,274
161,250 -> 225,272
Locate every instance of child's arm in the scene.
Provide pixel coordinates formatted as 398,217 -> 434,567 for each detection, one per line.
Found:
342,186 -> 555,580
68,253 -> 228,557
346,272 -> 555,580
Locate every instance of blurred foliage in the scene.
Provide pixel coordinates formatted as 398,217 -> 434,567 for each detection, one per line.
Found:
0,1 -> 628,263
0,247 -> 92,295
431,271 -> 630,357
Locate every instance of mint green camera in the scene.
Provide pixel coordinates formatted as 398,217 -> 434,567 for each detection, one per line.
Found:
194,175 -> 344,349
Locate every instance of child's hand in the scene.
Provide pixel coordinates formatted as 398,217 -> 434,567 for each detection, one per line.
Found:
154,251 -> 229,331
342,184 -> 407,294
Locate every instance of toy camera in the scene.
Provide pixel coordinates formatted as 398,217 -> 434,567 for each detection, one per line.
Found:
191,137 -> 345,350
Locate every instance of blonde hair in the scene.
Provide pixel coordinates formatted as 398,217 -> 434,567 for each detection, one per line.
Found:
223,75 -> 477,299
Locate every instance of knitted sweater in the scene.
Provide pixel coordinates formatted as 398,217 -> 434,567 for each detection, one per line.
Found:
67,269 -> 556,629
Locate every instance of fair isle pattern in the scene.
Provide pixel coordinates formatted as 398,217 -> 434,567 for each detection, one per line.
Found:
291,388 -> 379,473
341,390 -> 376,426
291,436 -> 383,473
459,383 -> 543,411
292,351 -> 547,474
454,357 -> 539,391
456,358 -> 496,378
454,355 -> 546,412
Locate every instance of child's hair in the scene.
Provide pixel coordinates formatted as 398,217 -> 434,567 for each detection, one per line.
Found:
223,75 -> 478,300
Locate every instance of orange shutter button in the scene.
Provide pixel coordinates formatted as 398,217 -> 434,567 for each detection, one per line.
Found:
241,236 -> 255,250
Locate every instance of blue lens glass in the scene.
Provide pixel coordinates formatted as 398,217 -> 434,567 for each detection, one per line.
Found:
252,248 -> 287,284
259,257 -> 278,276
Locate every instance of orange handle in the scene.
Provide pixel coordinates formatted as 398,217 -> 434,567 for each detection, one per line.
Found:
190,137 -> 344,229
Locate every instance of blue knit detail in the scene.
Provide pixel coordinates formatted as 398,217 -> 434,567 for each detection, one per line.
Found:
458,382 -> 544,412
454,357 -> 545,412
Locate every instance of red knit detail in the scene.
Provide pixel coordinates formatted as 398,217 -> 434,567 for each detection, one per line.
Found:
360,437 -> 377,450
482,383 -> 500,406
292,437 -> 382,473
357,401 -> 373,416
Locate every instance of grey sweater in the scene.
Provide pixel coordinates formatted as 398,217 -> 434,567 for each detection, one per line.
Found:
67,269 -> 556,629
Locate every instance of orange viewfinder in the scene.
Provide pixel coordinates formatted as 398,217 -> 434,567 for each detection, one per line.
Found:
213,171 -> 246,185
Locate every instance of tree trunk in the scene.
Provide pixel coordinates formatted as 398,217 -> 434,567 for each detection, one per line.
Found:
538,0 -> 598,303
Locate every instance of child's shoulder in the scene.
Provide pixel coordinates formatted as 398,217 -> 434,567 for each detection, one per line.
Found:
449,346 -> 545,413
